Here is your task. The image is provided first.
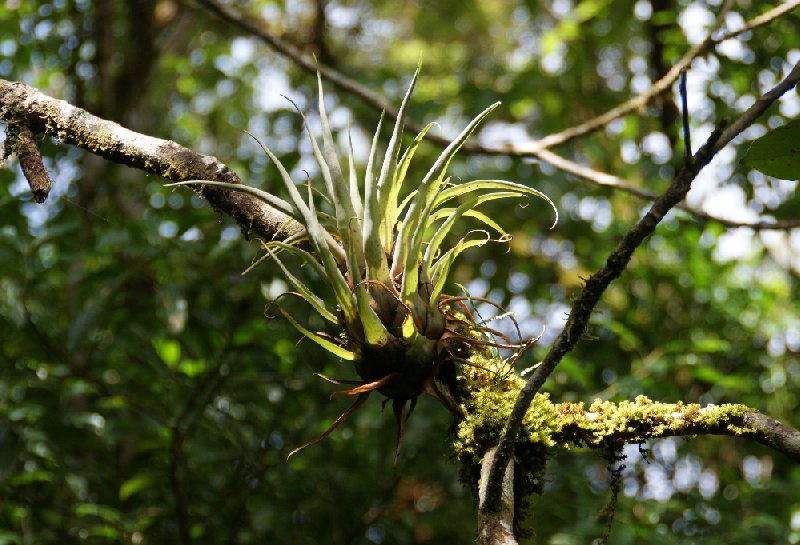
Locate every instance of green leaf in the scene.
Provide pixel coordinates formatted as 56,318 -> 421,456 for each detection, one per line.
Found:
362,113 -> 391,286
248,131 -> 347,265
275,305 -> 357,361
153,338 -> 180,368
423,191 -> 521,270
346,126 -> 363,223
381,121 -> 437,246
692,366 -> 749,391
391,102 -> 501,282
75,503 -> 122,523
435,179 -> 558,227
428,234 -> 492,305
264,246 -> 338,324
742,118 -> 800,180
315,73 -> 363,261
119,474 -> 154,501
164,179 -> 296,218
261,242 -> 327,278
376,65 -> 421,246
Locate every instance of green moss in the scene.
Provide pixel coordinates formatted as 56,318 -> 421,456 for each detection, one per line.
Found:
452,354 -> 755,466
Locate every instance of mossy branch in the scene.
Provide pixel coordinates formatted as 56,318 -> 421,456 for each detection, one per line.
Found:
455,367 -> 800,465
459,361 -> 800,545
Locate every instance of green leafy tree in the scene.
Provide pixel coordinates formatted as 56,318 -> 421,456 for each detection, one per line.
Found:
1,2 -> 799,544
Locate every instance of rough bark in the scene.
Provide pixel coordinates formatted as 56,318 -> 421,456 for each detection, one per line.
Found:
0,78 -> 298,242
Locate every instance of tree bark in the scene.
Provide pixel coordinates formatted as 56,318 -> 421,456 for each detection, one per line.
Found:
477,447 -> 517,545
0,78 -> 297,242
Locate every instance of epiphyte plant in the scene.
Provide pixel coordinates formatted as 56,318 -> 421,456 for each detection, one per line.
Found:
167,67 -> 557,458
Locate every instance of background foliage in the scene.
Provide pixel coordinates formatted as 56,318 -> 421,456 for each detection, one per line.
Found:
1,1 -> 799,543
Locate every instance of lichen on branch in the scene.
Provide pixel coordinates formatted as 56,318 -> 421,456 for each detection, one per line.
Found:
453,359 -> 753,466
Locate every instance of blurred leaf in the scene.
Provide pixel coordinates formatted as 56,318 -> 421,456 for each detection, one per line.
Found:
119,474 -> 154,501
742,118 -> 800,180
152,338 -> 181,368
692,366 -> 748,391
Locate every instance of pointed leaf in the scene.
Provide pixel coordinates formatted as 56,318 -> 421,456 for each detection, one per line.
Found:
424,191 -> 522,269
429,234 -> 492,305
264,247 -> 337,323
380,121 -> 437,246
375,65 -> 421,228
391,102 -> 501,280
428,208 -> 508,237
262,242 -> 327,278
435,179 -> 558,227
346,223 -> 391,347
275,305 -> 357,361
362,113 -> 391,285
164,180 -> 296,218
346,126 -> 363,223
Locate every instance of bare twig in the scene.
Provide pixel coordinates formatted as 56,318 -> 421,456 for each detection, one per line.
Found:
196,0 -> 800,231
480,60 -> 800,515
509,0 -> 798,154
743,412 -> 800,461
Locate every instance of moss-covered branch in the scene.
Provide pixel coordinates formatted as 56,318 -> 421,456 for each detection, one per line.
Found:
0,78 -> 297,241
454,366 -> 800,466
459,361 -> 800,545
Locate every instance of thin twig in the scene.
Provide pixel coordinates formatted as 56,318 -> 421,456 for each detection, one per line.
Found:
196,0 -> 800,231
480,60 -> 800,514
507,0 -> 796,155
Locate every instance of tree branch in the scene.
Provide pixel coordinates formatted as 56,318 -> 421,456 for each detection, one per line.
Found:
196,0 -> 800,231
480,60 -> 800,515
469,389 -> 800,544
0,78 -> 297,241
742,412 -> 800,461
3,118 -> 53,202
477,447 -> 517,545
563,407 -> 800,463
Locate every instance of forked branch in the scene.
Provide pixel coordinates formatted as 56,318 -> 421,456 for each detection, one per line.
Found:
481,59 -> 800,515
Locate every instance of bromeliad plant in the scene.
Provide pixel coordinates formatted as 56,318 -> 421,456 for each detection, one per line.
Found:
167,69 -> 556,458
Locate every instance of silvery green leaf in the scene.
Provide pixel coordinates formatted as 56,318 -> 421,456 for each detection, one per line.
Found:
378,65 -> 427,241
380,120 -> 436,247
435,179 -> 558,228
423,191 -> 522,273
164,180 -> 296,219
346,126 -> 363,223
362,113 -> 391,285
264,247 -> 338,324
428,234 -> 491,306
274,304 -> 357,361
391,102 -> 501,281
